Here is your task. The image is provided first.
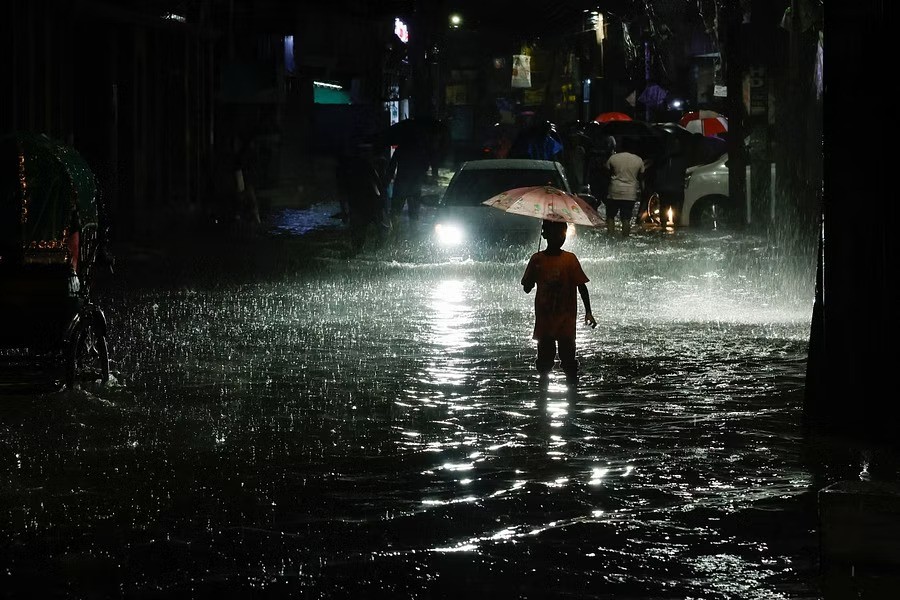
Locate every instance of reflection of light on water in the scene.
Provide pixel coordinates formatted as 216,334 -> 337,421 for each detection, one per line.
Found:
433,543 -> 478,553
63,228 -> 817,597
422,496 -> 477,506
271,207 -> 337,236
441,462 -> 474,471
589,466 -> 609,486
425,279 -> 475,386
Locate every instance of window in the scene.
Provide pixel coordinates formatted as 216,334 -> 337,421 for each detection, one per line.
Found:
443,169 -> 563,206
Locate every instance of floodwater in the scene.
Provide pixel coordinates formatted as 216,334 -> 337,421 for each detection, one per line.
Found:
0,206 -> 878,598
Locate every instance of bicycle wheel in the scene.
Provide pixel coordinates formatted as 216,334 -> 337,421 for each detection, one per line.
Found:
65,311 -> 110,389
646,193 -> 662,225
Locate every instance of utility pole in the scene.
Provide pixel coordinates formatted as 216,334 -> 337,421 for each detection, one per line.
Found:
721,0 -> 747,228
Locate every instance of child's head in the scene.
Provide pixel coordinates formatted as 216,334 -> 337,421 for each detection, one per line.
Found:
541,220 -> 568,249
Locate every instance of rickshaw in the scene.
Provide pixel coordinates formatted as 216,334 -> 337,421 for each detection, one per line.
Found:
0,132 -> 110,389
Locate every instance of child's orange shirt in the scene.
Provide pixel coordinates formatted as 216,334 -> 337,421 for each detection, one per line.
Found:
521,250 -> 589,340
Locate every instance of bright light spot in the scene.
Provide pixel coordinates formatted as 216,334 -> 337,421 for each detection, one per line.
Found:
422,495 -> 477,506
442,462 -> 474,471
460,478 -> 472,485
394,17 -> 409,43
434,543 -> 477,552
435,223 -> 464,246
450,14 -> 462,28
592,510 -> 604,517
313,81 -> 342,89
589,466 -> 609,485
671,99 -> 683,109
490,528 -> 516,540
163,13 -> 186,22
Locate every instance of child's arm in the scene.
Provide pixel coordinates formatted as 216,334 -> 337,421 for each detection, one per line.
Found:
578,283 -> 597,328
521,257 -> 536,293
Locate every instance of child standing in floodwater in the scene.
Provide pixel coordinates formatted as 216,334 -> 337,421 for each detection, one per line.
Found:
521,220 -> 597,385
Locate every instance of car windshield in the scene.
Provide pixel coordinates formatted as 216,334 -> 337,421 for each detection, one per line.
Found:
442,168 -> 565,206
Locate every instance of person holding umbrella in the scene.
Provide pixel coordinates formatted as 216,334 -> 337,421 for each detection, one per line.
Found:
521,220 -> 597,387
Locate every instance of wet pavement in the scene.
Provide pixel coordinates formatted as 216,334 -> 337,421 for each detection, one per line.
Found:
2,195 -> 899,598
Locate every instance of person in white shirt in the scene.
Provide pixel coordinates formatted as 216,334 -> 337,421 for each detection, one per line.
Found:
604,138 -> 647,237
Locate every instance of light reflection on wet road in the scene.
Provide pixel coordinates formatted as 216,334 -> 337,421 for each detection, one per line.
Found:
1,214 -> 833,598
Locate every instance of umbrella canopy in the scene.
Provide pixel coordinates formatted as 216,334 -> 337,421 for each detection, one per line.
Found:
482,185 -> 604,227
679,111 -> 728,137
378,117 -> 445,149
684,116 -> 727,137
678,110 -> 722,127
594,111 -> 632,123
592,119 -> 666,162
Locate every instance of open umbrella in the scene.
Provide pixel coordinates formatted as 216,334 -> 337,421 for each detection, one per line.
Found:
594,111 -> 632,123
482,185 -> 604,227
679,111 -> 728,137
678,110 -> 722,127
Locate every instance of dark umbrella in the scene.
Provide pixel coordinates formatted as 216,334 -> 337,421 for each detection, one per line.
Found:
593,120 -> 666,163
378,117 -> 445,150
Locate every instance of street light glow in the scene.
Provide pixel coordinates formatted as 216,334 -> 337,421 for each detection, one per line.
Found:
450,14 -> 462,28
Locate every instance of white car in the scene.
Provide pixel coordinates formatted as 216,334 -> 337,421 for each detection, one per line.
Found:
432,159 -> 581,250
679,153 -> 738,228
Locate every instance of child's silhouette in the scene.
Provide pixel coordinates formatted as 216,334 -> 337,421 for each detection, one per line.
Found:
521,220 -> 596,385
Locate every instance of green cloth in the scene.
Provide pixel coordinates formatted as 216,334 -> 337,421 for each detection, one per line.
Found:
0,132 -> 98,250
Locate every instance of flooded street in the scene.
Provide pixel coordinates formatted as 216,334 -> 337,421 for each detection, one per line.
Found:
0,207 -> 854,598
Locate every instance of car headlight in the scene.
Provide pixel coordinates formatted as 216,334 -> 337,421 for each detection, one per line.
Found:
434,222 -> 465,246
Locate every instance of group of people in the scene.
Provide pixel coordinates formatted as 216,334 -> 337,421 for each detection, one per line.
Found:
334,117 -> 449,256
486,117 -> 651,239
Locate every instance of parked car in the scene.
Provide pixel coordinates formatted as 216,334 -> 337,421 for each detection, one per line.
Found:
432,159 -> 590,251
679,153 -> 741,228
643,123 -> 729,225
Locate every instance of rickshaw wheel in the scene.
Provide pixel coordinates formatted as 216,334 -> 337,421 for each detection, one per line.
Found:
645,193 -> 663,226
65,316 -> 110,389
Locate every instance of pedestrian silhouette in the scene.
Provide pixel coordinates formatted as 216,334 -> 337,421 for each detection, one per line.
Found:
521,220 -> 596,386
604,138 -> 647,237
335,144 -> 384,255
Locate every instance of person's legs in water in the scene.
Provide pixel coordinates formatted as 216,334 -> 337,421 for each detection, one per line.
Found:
348,211 -> 370,255
617,200 -> 635,237
603,200 -> 617,234
557,337 -> 578,385
536,338 -> 557,379
388,191 -> 408,239
407,191 -> 422,221
407,191 -> 423,238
